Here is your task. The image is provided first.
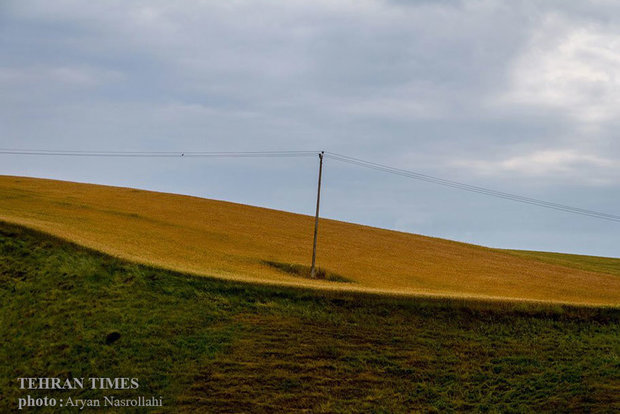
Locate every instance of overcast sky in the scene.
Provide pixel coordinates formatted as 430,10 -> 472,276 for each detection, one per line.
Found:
1,0 -> 619,257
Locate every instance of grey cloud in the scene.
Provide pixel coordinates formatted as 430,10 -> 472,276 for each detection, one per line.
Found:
0,0 -> 618,256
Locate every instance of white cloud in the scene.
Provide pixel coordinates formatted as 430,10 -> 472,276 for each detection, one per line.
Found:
452,149 -> 617,185
500,13 -> 620,122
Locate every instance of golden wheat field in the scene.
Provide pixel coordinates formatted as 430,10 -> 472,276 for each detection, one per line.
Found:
1,175 -> 618,305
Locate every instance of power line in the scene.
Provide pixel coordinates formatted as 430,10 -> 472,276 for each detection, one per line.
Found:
1,147 -> 617,223
325,152 -> 620,223
0,149 -> 318,158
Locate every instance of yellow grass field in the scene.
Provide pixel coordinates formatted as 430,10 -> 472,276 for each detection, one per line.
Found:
1,175 -> 618,306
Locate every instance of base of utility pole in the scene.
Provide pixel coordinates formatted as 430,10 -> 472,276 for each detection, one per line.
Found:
310,151 -> 324,279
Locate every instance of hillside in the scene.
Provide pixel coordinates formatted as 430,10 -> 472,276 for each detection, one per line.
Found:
0,175 -> 618,305
1,222 -> 618,412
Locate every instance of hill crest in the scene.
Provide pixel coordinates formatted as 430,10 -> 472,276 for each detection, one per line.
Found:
1,175 -> 618,306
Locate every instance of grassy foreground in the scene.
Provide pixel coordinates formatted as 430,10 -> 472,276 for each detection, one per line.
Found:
1,222 -> 619,412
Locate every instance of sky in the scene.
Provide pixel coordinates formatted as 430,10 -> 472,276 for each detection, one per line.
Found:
1,0 -> 619,257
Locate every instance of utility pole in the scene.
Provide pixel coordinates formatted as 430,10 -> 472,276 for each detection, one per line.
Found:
310,151 -> 324,278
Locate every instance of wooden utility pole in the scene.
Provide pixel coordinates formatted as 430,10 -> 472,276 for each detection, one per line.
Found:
310,151 -> 324,278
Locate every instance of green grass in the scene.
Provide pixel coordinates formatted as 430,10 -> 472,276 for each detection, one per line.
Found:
1,222 -> 619,412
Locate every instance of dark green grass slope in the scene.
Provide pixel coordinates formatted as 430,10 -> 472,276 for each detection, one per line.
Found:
1,222 -> 619,413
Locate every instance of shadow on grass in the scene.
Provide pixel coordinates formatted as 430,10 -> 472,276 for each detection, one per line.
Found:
2,220 -> 619,413
262,260 -> 354,283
